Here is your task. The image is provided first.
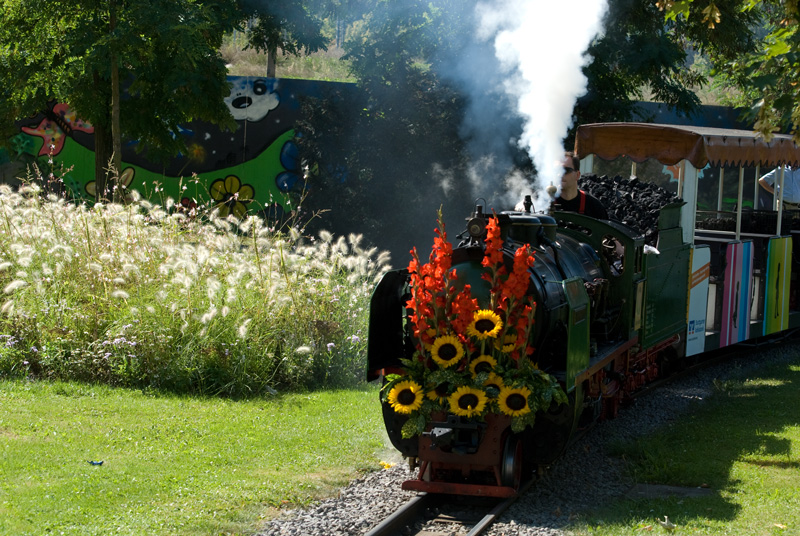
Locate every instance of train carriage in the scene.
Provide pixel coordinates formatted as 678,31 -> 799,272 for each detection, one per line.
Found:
576,122 -> 800,346
367,122 -> 800,497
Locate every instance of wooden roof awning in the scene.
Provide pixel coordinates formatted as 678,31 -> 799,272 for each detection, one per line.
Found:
574,122 -> 800,168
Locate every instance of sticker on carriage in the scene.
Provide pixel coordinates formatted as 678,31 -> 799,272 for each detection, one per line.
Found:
686,245 -> 710,356
764,236 -> 793,334
720,240 -> 753,347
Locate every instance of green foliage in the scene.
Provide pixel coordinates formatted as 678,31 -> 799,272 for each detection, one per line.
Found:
663,0 -> 800,140
242,0 -> 329,56
0,184 -> 390,395
0,0 -> 332,185
576,0 -> 705,133
0,380 -> 387,535
0,0 -> 243,180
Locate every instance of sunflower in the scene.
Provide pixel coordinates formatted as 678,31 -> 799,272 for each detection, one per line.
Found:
497,385 -> 533,417
469,354 -> 497,377
466,309 -> 503,339
425,382 -> 450,404
494,333 -> 517,353
483,372 -> 505,395
430,334 -> 465,368
387,380 -> 424,414
448,385 -> 488,418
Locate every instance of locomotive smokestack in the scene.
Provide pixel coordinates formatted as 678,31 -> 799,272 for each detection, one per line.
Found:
523,195 -> 533,213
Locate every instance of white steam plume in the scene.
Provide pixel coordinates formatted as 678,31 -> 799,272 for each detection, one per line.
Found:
441,0 -> 608,211
478,0 -> 607,204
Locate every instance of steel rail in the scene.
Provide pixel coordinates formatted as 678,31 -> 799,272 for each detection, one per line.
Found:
364,493 -> 433,536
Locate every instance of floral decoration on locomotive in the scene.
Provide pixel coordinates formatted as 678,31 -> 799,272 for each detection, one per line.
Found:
382,213 -> 566,438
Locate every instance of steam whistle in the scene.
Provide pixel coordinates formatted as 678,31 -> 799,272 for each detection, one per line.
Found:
546,182 -> 557,198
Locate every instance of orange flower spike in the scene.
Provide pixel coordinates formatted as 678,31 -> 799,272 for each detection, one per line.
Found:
450,290 -> 479,335
506,246 -> 533,299
482,216 -> 504,267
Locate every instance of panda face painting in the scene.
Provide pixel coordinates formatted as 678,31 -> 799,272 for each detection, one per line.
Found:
224,77 -> 280,122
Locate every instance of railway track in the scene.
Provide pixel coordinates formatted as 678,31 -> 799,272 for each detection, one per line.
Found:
365,478 -> 535,536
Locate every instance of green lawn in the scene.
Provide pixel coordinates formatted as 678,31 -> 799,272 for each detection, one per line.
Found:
570,359 -> 800,536
4,358 -> 799,536
0,380 -> 390,536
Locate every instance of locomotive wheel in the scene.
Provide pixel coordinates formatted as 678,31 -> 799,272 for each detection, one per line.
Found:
500,435 -> 523,488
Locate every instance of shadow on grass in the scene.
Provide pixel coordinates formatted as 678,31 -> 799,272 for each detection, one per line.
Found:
570,359 -> 800,533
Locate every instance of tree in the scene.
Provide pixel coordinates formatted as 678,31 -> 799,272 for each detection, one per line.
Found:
0,0 -> 329,202
0,0 -> 242,200
659,0 -> 799,140
241,0 -> 329,76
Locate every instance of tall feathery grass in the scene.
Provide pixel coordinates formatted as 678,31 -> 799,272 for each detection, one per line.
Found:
0,184 -> 391,396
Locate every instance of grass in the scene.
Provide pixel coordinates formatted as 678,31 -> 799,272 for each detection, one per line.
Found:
568,356 -> 800,535
0,379 -> 392,536
0,184 -> 390,395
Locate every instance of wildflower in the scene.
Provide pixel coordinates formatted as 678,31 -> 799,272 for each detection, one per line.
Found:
295,346 -> 312,355
326,342 -> 335,351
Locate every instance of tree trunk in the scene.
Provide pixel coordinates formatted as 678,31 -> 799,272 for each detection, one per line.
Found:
93,120 -> 113,202
267,47 -> 276,77
110,0 -> 123,203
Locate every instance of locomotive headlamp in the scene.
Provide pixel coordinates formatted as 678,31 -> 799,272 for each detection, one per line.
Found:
467,204 -> 486,238
467,217 -> 486,238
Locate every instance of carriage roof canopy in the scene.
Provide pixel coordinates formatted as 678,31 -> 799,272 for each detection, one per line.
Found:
575,122 -> 800,168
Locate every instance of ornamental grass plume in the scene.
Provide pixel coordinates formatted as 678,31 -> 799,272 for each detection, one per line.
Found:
0,185 -> 391,395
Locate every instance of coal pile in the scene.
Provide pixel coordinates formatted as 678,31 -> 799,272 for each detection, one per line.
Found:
579,174 -> 681,245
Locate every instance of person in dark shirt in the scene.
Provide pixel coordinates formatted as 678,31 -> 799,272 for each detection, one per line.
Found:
553,152 -> 608,220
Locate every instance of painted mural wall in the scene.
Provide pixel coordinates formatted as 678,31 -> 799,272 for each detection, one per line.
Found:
0,77 -> 341,221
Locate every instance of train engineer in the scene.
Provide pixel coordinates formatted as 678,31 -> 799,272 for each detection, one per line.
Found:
553,151 -> 609,219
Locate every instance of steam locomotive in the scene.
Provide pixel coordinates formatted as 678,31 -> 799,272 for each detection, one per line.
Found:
366,123 -> 800,497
